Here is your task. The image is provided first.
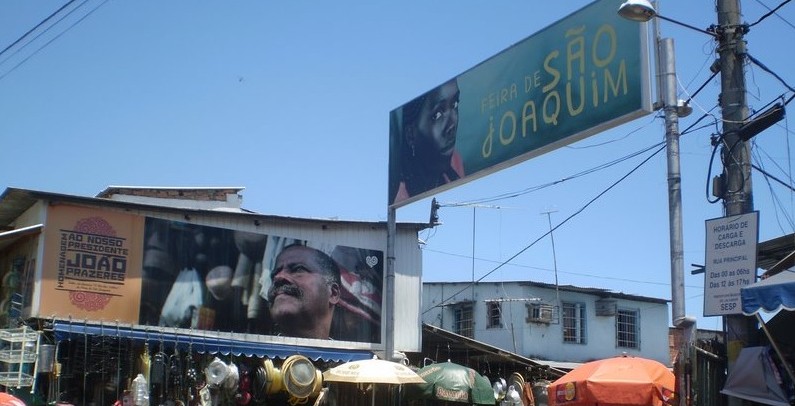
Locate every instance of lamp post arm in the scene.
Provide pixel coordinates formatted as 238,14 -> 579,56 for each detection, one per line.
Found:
656,14 -> 719,38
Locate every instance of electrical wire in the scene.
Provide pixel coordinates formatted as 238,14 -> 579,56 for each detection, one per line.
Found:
448,141 -> 664,207
753,0 -> 795,29
0,0 -> 78,60
746,53 -> 795,104
752,148 -> 795,233
565,113 -> 657,149
423,143 -> 667,313
0,0 -> 110,82
680,38 -> 719,92
748,0 -> 793,28
681,70 -> 719,109
753,138 -> 795,190
721,135 -> 750,195
705,134 -> 724,204
752,158 -> 795,193
681,115 -> 720,138
0,0 -> 88,69
421,247 -> 705,290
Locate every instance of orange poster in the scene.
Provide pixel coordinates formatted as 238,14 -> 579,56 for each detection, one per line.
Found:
39,204 -> 144,323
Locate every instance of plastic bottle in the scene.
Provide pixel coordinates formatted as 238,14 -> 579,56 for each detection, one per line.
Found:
132,373 -> 150,406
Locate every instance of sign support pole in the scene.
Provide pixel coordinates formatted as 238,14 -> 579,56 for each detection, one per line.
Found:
659,36 -> 696,406
385,206 -> 396,361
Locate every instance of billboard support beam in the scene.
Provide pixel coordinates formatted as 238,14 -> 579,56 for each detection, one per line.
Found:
385,206 -> 396,361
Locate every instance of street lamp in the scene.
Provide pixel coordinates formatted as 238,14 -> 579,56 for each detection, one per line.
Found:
618,0 -> 718,38
618,2 -> 697,405
618,0 -> 695,327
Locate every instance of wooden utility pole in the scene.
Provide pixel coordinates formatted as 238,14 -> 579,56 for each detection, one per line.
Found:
716,0 -> 757,403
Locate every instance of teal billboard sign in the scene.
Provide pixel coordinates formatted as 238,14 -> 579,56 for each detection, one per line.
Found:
389,0 -> 652,207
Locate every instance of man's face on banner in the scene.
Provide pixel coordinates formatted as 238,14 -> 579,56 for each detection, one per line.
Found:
267,245 -> 339,334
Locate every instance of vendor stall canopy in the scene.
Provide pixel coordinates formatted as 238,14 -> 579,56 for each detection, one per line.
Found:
52,321 -> 372,362
721,346 -> 792,406
741,269 -> 795,315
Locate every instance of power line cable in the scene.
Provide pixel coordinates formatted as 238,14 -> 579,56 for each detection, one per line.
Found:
451,141 -> 664,207
752,0 -> 795,29
681,114 -> 720,137
681,70 -> 719,109
421,247 -> 704,290
0,0 -> 88,68
748,0 -> 793,28
752,157 -> 795,193
0,0 -> 78,59
751,122 -> 795,181
0,0 -> 110,82
746,53 -> 795,104
681,39 -> 718,93
424,143 -> 667,313
752,144 -> 795,232
565,114 -> 657,149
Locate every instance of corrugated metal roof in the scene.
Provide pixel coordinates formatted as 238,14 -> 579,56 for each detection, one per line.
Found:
417,323 -> 568,379
95,185 -> 246,198
0,223 -> 42,250
757,233 -> 795,275
423,280 -> 670,305
0,187 -> 431,231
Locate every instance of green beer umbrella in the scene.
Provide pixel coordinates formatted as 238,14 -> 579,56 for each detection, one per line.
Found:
406,361 -> 495,405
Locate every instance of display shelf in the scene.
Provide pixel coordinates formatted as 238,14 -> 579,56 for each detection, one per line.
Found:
0,328 -> 38,343
0,349 -> 37,363
0,371 -> 34,387
0,327 -> 39,388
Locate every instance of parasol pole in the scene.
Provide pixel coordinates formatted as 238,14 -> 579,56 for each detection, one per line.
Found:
755,313 -> 795,384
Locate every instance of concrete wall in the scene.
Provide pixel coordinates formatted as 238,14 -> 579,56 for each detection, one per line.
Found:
422,281 -> 671,365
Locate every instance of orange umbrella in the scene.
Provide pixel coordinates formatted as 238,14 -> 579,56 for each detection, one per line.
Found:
548,355 -> 676,406
0,392 -> 26,406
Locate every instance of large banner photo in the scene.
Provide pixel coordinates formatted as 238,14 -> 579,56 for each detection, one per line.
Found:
389,0 -> 651,207
40,206 -> 384,344
139,218 -> 384,343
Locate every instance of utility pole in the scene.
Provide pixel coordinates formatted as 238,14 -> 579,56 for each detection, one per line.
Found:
541,210 -> 561,312
715,0 -> 757,401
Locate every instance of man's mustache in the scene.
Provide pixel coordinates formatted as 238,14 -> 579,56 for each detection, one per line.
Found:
268,281 -> 302,302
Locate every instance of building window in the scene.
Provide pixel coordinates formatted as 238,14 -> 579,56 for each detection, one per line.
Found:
453,304 -> 474,338
526,303 -> 554,323
486,301 -> 502,329
616,308 -> 639,349
562,302 -> 586,344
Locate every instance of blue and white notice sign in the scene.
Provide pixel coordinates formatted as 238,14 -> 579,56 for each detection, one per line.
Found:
703,212 -> 759,316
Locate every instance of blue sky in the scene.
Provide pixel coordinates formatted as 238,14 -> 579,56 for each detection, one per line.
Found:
2,1 -> 794,332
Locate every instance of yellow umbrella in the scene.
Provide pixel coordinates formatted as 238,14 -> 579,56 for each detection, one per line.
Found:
323,357 -> 425,406
323,357 -> 425,385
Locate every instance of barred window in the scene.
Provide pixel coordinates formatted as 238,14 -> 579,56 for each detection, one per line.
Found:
453,304 -> 474,338
616,308 -> 639,349
562,302 -> 586,344
486,301 -> 502,329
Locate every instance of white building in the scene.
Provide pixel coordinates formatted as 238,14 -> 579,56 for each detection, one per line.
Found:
422,280 -> 671,366
0,186 -> 428,354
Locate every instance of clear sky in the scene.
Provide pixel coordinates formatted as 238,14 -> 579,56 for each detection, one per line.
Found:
1,1 -> 794,333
